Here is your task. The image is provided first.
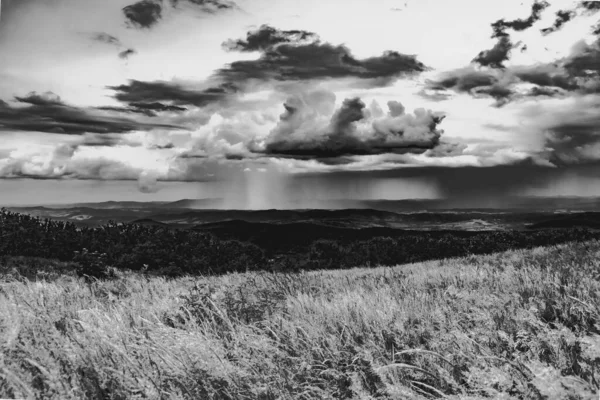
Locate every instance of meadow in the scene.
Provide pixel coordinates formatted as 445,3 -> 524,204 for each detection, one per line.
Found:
0,240 -> 599,399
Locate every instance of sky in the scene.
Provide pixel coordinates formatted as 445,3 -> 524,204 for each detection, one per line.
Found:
1,0 -> 600,207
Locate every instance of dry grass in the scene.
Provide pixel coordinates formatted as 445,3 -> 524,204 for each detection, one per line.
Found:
0,240 -> 599,399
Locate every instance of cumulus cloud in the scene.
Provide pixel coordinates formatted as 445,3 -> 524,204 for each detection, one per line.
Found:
251,90 -> 446,158
0,91 -> 182,134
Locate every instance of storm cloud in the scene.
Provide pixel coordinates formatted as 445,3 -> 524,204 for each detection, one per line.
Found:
528,95 -> 600,165
253,90 -> 446,158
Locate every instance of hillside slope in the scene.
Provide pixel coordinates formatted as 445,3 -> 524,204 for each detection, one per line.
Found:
0,240 -> 599,399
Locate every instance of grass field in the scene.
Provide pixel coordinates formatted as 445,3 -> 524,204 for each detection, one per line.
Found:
0,241 -> 599,399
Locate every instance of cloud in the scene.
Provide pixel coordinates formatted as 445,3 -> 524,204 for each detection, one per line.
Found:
218,25 -> 427,86
470,1 -> 550,70
118,48 -> 137,59
106,25 -> 427,113
122,0 -> 236,30
519,95 -> 600,165
252,90 -> 446,158
91,32 -> 122,46
490,0 -> 550,38
108,80 -> 237,107
536,2 -> 600,36
222,25 -> 319,52
90,31 -> 136,60
423,67 -> 517,105
0,91 -> 182,134
170,0 -> 237,13
426,38 -> 600,105
472,36 -> 514,69
123,0 -> 163,29
579,1 -> 600,13
541,10 -> 576,35
15,91 -> 64,106
138,170 -> 160,192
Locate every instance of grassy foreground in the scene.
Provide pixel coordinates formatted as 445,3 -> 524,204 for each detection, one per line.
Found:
0,241 -> 599,399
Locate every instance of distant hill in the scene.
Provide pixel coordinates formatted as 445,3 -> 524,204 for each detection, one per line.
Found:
528,212 -> 600,230
129,218 -> 168,227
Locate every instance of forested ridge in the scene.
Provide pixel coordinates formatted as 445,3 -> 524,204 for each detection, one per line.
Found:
1,208 -> 598,277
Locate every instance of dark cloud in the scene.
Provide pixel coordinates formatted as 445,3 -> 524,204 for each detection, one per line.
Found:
472,36 -> 514,69
222,25 -> 319,52
97,102 -> 187,117
536,2 -> 600,35
564,39 -> 600,78
96,106 -> 157,117
541,10 -> 576,35
472,0 -> 549,69
491,0 -> 550,38
254,91 -> 445,158
15,91 -> 64,106
579,1 -> 600,13
108,80 -> 237,107
512,64 -> 578,91
218,25 -> 427,85
170,0 -> 236,13
424,68 -> 514,105
119,48 -> 137,59
527,86 -> 565,97
91,33 -> 121,46
0,91 -> 181,134
428,37 -> 600,105
426,68 -> 498,92
543,110 -> 600,165
122,0 -> 236,30
516,95 -> 600,166
77,133 -> 130,148
123,0 -> 163,29
130,102 -> 187,112
107,25 -> 426,111
471,84 -> 515,107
